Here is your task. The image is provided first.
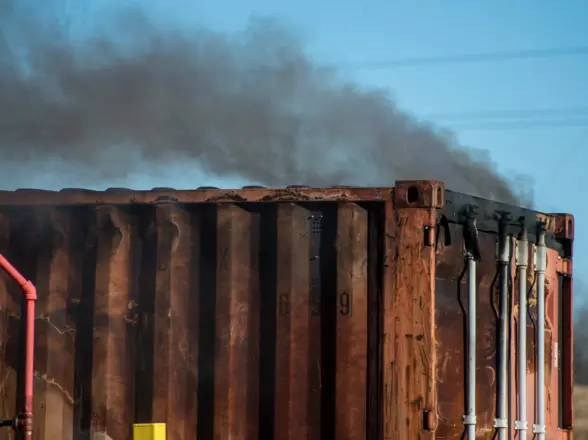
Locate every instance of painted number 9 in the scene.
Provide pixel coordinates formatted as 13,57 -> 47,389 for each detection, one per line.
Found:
339,292 -> 352,316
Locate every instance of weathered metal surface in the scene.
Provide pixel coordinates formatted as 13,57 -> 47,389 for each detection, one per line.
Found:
0,187 -> 391,206
0,212 -> 18,435
274,203 -> 322,440
0,181 -> 574,440
382,181 -> 442,440
0,196 -> 381,440
435,225 -> 498,438
435,217 -> 573,439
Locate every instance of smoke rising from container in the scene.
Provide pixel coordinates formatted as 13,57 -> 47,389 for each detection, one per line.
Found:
0,4 -> 532,204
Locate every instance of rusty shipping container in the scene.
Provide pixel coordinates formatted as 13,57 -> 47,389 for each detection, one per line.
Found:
0,180 -> 574,439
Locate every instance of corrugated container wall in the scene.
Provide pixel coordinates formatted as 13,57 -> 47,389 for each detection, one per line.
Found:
0,180 -> 574,440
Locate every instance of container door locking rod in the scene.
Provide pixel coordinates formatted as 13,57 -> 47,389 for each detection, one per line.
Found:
533,222 -> 548,439
514,223 -> 529,436
461,206 -> 480,440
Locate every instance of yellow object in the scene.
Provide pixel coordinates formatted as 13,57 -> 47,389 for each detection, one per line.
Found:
133,423 -> 166,440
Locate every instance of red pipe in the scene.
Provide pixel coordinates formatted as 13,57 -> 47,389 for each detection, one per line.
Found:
0,253 -> 36,435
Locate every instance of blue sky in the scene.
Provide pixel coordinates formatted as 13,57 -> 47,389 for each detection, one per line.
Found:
10,0 -> 588,283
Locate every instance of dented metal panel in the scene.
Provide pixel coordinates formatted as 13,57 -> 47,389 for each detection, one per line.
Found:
0,181 -> 574,440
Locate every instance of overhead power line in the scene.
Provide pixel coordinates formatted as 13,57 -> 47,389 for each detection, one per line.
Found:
345,46 -> 588,70
444,118 -> 588,131
420,107 -> 588,131
423,106 -> 588,121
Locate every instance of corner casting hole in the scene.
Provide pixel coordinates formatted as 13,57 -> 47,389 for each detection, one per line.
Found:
436,187 -> 442,205
568,219 -> 573,235
407,186 -> 419,204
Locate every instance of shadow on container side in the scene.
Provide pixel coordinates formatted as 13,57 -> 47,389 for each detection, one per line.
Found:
0,180 -> 575,440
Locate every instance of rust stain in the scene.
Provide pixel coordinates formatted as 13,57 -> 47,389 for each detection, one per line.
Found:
384,180 -> 440,440
0,186 -> 394,206
214,205 -> 260,440
91,205 -> 136,439
274,203 -> 321,440
151,204 -> 198,439
0,211 -> 17,427
435,224 -> 572,439
435,226 -> 499,439
335,203 -> 369,440
0,181 -> 572,440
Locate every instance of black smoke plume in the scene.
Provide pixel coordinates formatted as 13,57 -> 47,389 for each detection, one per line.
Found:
0,4 -> 532,204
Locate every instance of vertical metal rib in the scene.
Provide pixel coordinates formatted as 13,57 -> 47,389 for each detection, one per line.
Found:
152,205 -> 198,439
381,201 -> 395,439
29,210 -> 48,438
214,205 -> 260,439
335,203 -> 368,440
274,203 -> 320,440
36,209 -> 78,439
91,206 -> 136,439
0,212 -> 17,428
